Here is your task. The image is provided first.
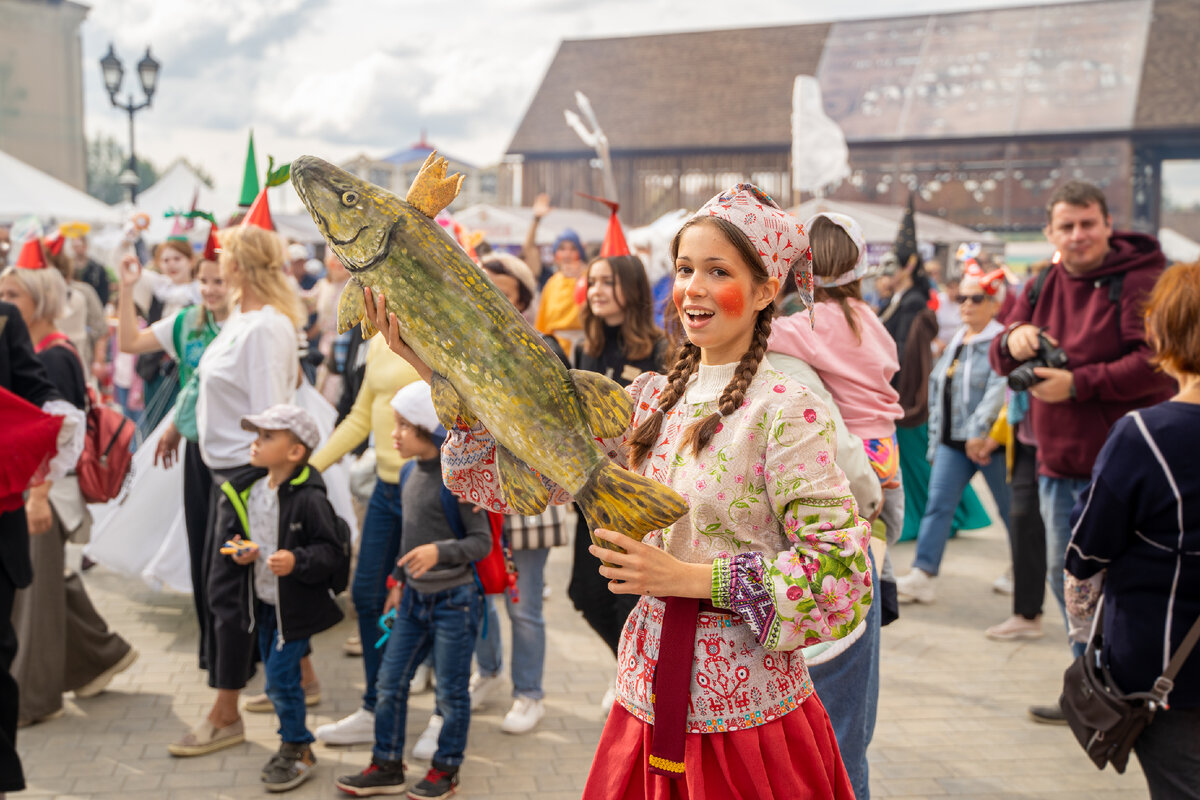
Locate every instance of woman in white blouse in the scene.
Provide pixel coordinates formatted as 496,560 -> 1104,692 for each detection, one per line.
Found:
168,225 -> 306,757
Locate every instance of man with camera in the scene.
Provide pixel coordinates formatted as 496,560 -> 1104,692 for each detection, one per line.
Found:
990,181 -> 1175,721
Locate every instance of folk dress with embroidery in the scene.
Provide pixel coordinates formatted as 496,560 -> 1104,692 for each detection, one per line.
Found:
442,358 -> 873,734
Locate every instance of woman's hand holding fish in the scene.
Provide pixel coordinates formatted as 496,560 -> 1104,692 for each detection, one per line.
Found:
363,287 -> 432,382
590,528 -> 712,599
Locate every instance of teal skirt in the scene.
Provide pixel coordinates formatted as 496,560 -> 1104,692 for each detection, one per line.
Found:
896,423 -> 992,542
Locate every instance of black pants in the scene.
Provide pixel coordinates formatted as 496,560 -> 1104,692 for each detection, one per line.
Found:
567,509 -> 636,658
1008,438 -> 1047,620
203,466 -> 256,691
0,511 -> 25,792
183,441 -> 214,672
1134,705 -> 1200,799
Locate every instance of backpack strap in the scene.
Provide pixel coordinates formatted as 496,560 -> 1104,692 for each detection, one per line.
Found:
439,487 -> 489,607
1025,265 -> 1052,311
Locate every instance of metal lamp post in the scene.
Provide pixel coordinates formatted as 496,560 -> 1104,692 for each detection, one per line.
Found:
100,43 -> 160,204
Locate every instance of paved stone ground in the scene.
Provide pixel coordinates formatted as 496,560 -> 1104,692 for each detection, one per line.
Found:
16,496 -> 1151,799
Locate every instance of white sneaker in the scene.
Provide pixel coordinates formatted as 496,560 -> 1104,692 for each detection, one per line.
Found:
314,707 -> 375,745
500,696 -> 545,734
992,571 -> 1014,596
411,714 -> 443,760
469,672 -> 502,711
600,683 -> 617,717
896,568 -> 936,604
409,663 -> 432,695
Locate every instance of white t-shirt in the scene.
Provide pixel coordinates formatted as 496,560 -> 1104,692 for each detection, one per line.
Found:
150,311 -> 181,359
196,305 -> 298,469
248,479 -> 280,605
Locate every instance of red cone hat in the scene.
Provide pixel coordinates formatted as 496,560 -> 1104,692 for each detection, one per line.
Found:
240,188 -> 274,231
15,237 -> 48,270
577,192 -> 629,258
203,223 -> 220,260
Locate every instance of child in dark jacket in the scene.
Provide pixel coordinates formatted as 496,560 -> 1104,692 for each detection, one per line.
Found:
336,382 -> 491,799
218,404 -> 349,793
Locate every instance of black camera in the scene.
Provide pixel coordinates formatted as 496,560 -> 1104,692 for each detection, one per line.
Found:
1008,331 -> 1069,391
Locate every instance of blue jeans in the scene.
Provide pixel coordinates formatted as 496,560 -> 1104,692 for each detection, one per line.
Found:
809,553 -> 881,800
374,583 -> 482,768
355,479 -> 403,712
474,548 -> 549,700
913,445 -> 1011,576
1038,475 -> 1090,658
257,604 -> 314,745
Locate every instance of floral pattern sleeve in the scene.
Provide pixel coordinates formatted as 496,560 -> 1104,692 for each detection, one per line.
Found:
710,392 -> 873,651
440,373 -> 654,513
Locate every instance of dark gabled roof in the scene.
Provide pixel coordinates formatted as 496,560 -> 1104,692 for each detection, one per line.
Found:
1134,0 -> 1200,130
506,23 -> 830,155
507,0 -> 1198,156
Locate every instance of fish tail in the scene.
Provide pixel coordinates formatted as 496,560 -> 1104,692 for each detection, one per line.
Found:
576,462 -> 688,552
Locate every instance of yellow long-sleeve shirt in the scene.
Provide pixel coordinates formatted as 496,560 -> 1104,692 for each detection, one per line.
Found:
309,335 -> 421,484
534,271 -> 583,353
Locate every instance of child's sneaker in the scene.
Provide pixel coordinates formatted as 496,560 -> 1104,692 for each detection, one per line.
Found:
411,714 -> 443,761
407,766 -> 458,799
261,742 -> 315,793
335,759 -> 407,796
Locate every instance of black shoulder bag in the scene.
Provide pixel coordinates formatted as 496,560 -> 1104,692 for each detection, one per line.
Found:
1060,605 -> 1200,773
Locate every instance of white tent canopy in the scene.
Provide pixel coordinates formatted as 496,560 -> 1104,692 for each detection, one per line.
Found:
452,204 -> 609,249
788,198 -> 1000,246
0,149 -> 119,226
137,161 -> 323,245
1158,227 -> 1200,264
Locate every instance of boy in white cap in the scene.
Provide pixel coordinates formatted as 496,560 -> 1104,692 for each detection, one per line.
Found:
336,383 -> 491,799
215,403 -> 350,793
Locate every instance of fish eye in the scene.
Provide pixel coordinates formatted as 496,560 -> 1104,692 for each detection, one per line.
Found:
341,191 -> 359,207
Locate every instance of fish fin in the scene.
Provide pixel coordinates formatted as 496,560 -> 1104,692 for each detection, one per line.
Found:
337,281 -> 366,335
576,463 -> 688,552
570,369 -> 634,439
496,446 -> 549,515
359,315 -> 378,340
405,150 -> 465,218
430,373 -> 476,430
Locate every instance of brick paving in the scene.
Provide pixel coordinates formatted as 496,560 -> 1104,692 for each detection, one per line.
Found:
16,499 -> 1151,799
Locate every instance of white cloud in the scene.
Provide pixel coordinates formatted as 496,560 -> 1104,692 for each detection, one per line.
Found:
80,0 -> 1101,200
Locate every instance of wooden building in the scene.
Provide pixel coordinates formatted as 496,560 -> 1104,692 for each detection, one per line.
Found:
502,0 -> 1200,232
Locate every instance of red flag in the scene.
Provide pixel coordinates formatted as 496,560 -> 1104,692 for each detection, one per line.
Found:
0,386 -> 62,512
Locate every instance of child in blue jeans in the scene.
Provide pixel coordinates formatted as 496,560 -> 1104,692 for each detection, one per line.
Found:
336,382 -> 491,799
217,404 -> 349,792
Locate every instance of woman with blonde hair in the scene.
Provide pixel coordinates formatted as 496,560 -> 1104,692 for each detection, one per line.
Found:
169,224 -> 307,757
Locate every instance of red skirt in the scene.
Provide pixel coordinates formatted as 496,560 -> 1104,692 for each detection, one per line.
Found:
582,694 -> 854,800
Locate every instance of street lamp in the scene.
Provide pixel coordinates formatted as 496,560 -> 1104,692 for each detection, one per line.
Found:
100,43 -> 160,204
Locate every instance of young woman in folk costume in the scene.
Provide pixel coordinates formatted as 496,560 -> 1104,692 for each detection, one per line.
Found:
366,184 -> 871,798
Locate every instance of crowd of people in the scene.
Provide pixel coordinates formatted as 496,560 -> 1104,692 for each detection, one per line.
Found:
0,175 -> 1196,799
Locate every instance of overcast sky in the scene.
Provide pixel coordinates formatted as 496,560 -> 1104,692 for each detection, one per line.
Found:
81,0 -> 1198,208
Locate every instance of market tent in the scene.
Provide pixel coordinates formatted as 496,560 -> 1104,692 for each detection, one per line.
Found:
788,198 -> 1000,246
453,204 -> 609,249
137,161 -> 323,245
1158,227 -> 1200,264
0,148 -> 119,225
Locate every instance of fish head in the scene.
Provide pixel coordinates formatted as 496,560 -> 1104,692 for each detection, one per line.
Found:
290,155 -> 408,274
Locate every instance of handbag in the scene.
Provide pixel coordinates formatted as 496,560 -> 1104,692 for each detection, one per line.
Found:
1060,604 -> 1200,773
506,502 -> 569,550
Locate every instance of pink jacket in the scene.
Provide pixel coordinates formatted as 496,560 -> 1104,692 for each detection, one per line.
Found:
768,299 -> 902,440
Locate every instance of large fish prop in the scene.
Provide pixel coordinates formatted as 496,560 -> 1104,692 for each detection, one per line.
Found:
290,154 -> 688,547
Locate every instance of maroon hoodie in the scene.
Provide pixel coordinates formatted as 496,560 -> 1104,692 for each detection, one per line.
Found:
989,232 -> 1175,479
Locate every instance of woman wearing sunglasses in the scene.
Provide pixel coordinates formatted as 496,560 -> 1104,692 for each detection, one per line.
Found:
896,264 -> 1012,603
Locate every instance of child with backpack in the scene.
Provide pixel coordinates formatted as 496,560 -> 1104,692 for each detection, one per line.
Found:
336,382 -> 492,799
215,404 -> 350,792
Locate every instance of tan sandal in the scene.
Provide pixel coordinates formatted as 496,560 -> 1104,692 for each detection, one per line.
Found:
167,717 -> 245,757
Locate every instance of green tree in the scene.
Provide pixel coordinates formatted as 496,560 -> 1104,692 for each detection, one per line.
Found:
86,134 -> 159,204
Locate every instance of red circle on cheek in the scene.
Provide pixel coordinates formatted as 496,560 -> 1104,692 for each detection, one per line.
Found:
713,285 -> 745,317
672,283 -> 686,314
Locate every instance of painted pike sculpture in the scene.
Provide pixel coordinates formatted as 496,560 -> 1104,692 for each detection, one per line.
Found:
290,153 -> 688,547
